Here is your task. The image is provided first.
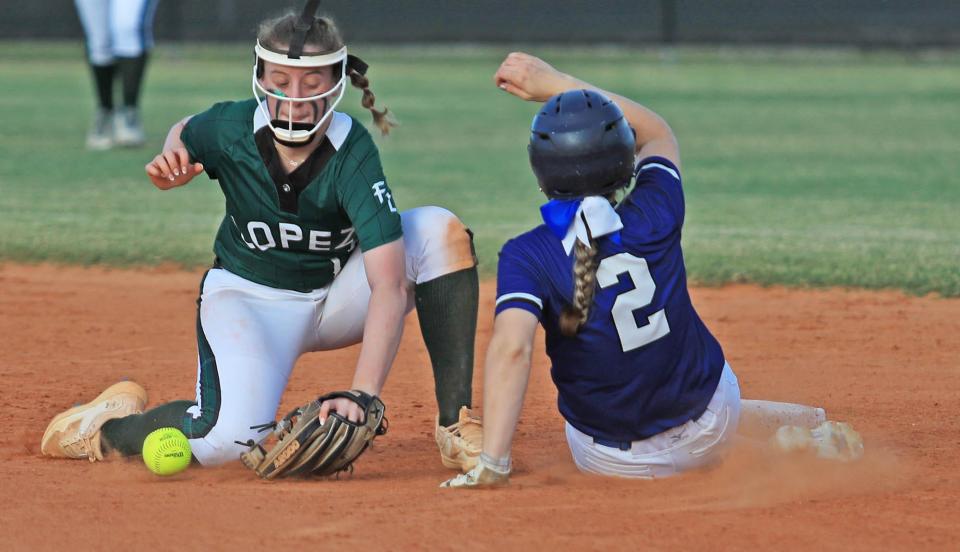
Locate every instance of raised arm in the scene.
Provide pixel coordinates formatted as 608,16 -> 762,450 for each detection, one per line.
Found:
494,52 -> 680,169
144,115 -> 205,190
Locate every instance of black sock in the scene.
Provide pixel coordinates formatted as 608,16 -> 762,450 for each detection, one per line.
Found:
117,54 -> 149,108
415,267 -> 478,427
90,63 -> 116,110
101,400 -> 195,456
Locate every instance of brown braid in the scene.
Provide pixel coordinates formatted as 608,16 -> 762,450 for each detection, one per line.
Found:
348,69 -> 398,136
258,12 -> 397,136
558,237 -> 601,337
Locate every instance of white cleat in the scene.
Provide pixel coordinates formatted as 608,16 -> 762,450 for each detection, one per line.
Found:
40,381 -> 147,462
113,107 -> 146,147
85,108 -> 114,150
771,420 -> 864,462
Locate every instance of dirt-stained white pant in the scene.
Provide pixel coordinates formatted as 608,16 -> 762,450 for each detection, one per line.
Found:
565,363 -> 741,478
186,207 -> 475,466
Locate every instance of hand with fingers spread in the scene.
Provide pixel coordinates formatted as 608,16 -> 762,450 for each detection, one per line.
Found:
494,52 -> 584,102
145,148 -> 203,190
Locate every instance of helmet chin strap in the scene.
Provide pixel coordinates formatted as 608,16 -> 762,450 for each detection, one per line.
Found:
271,127 -> 317,149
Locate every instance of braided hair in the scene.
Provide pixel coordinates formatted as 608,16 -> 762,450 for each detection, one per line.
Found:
558,237 -> 601,336
557,193 -> 619,337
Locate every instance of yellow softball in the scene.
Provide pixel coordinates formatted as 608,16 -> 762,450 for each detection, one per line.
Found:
142,427 -> 192,476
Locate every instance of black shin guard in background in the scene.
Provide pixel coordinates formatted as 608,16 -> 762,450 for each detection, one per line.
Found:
101,400 -> 195,456
117,54 -> 149,108
415,267 -> 479,427
90,63 -> 116,110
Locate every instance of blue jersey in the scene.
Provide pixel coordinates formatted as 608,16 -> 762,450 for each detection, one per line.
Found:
495,157 -> 725,443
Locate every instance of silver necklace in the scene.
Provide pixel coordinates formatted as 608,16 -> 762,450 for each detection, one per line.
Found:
276,147 -> 304,168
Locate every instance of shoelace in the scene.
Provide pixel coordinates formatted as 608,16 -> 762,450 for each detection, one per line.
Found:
60,398 -> 129,460
444,414 -> 481,437
233,421 -> 282,448
250,421 -> 278,433
59,429 -> 99,460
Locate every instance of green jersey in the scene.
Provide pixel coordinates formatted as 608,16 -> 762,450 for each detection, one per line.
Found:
181,99 -> 402,292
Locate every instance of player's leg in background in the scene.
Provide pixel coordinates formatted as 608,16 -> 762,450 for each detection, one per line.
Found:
109,0 -> 158,147
74,0 -> 116,150
101,268 -> 319,466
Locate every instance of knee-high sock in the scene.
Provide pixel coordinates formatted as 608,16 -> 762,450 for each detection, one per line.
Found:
116,54 -> 149,108
90,63 -> 116,110
101,400 -> 195,456
415,267 -> 478,427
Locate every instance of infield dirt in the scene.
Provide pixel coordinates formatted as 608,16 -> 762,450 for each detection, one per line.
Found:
1,263 -> 957,550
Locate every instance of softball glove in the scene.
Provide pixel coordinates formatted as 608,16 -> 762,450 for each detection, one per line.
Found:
240,390 -> 388,479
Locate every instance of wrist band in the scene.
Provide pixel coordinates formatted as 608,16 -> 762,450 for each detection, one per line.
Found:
479,452 -> 512,473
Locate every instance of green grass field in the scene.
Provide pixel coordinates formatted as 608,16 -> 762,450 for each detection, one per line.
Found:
1,42 -> 957,295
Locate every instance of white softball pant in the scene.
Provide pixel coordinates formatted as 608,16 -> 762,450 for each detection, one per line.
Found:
565,363 -> 741,478
75,0 -> 159,65
186,207 -> 476,466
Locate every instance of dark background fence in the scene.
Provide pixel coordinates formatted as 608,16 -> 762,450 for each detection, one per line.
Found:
6,0 -> 960,47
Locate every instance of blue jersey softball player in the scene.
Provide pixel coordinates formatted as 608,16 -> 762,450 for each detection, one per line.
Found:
444,53 -> 864,487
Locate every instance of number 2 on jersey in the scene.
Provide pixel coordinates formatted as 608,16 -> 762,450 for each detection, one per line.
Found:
596,253 -> 670,352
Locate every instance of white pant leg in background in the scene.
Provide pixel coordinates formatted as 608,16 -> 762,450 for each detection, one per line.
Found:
109,0 -> 158,57
311,206 -> 476,350
75,0 -> 112,65
565,363 -> 741,479
186,268 -> 326,466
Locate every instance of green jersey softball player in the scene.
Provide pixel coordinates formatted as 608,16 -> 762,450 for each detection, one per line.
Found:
41,2 -> 483,472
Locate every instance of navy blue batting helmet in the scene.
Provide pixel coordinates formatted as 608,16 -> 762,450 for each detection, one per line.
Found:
528,89 -> 636,199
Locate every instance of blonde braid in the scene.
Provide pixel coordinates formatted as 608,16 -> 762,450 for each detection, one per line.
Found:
348,69 -> 398,136
558,238 -> 601,337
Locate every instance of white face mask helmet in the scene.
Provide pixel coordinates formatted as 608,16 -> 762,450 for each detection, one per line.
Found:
252,42 -> 348,146
251,0 -> 366,146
